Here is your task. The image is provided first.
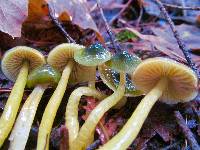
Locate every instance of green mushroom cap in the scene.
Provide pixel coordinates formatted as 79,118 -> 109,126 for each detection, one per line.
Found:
74,43 -> 111,66
26,64 -> 61,88
105,51 -> 141,73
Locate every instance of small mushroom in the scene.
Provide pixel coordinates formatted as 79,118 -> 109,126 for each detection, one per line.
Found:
98,64 -> 142,97
66,43 -> 111,149
0,46 -> 45,147
8,64 -> 61,150
37,43 -> 96,150
99,57 -> 198,150
72,51 -> 141,150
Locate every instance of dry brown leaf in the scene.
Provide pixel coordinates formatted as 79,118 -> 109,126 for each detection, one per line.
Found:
0,0 -> 28,37
47,0 -> 103,42
27,0 -> 48,22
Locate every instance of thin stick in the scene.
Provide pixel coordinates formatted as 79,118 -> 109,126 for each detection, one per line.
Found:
48,5 -> 76,43
109,0 -> 132,25
174,111 -> 200,150
154,0 -> 199,78
163,3 -> 200,10
86,139 -> 101,150
96,0 -> 121,53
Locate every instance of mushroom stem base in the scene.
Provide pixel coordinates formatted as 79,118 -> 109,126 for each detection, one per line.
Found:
37,60 -> 74,150
9,85 -> 46,150
72,72 -> 126,150
0,62 -> 29,147
65,87 -> 107,149
99,77 -> 168,150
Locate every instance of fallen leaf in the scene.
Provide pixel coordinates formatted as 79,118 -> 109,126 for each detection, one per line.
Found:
27,0 -> 48,22
47,0 -> 103,42
0,0 -> 28,37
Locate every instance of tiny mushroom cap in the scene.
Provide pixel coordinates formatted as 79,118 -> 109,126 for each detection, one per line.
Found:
132,57 -> 198,104
105,51 -> 141,73
26,64 -> 61,88
47,43 -> 96,84
74,43 -> 111,66
1,46 -> 45,82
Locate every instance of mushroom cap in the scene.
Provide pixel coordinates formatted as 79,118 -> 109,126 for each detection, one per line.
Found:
26,64 -> 61,88
98,64 -> 143,97
47,43 -> 96,84
74,43 -> 111,66
1,46 -> 45,82
105,51 -> 141,73
132,57 -> 198,104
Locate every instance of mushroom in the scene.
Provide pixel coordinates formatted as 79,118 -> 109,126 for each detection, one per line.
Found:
65,43 -> 111,149
8,64 -> 61,150
0,46 -> 45,146
99,57 -> 198,150
98,64 -> 142,97
65,87 -> 107,149
72,50 -> 141,150
36,43 -> 96,150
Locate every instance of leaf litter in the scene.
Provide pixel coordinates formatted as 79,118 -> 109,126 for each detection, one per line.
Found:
0,0 -> 199,149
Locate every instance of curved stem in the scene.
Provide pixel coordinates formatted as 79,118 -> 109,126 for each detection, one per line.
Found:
0,62 -> 29,147
65,87 -> 107,149
37,60 -> 74,150
9,85 -> 46,150
99,78 -> 168,150
72,72 -> 126,150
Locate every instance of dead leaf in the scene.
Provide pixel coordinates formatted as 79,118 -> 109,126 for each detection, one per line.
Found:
47,0 -> 104,42
0,0 -> 28,37
118,27 -> 200,70
27,0 -> 48,22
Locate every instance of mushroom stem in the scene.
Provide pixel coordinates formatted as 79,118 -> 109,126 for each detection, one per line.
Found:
37,60 -> 74,150
88,68 -> 96,89
9,85 -> 46,150
72,72 -> 126,150
98,77 -> 168,150
65,87 -> 107,149
0,62 -> 29,147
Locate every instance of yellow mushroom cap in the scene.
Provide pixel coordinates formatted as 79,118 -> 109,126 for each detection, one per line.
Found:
132,57 -> 198,104
47,43 -> 96,84
1,46 -> 45,82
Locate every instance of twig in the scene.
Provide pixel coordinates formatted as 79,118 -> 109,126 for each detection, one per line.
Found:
174,111 -> 200,150
47,4 -> 76,43
96,0 -> 121,53
136,6 -> 143,27
163,3 -> 200,10
86,139 -> 101,150
109,0 -> 133,25
154,0 -> 200,78
180,0 -> 187,16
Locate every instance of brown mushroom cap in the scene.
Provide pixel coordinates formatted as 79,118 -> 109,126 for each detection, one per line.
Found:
1,46 -> 45,82
132,57 -> 198,104
47,43 -> 96,84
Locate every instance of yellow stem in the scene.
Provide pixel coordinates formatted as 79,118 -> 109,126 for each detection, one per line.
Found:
0,62 -> 29,147
36,60 -> 74,150
88,67 -> 96,89
99,78 -> 168,150
72,72 -> 126,150
9,85 -> 46,150
65,87 -> 107,149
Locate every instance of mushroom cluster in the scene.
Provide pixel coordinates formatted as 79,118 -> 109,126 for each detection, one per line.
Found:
0,43 -> 198,150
